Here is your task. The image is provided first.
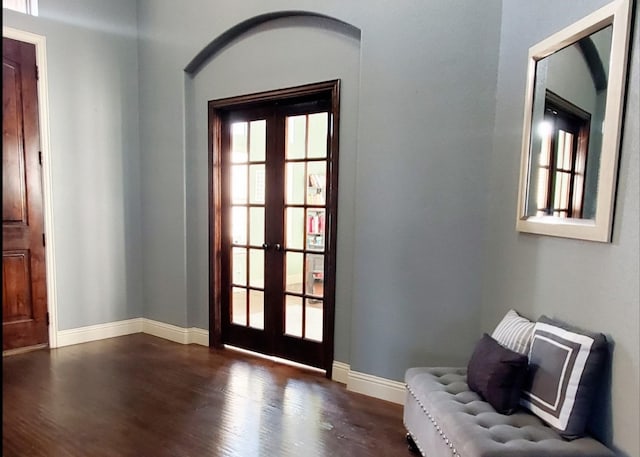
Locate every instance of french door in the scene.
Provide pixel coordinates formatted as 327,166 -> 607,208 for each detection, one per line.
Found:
209,81 -> 340,375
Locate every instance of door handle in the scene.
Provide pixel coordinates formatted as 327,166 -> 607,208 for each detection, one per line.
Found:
262,243 -> 283,251
274,243 -> 282,251
262,243 -> 270,250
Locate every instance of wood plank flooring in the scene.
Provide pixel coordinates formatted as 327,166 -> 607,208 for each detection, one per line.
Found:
2,334 -> 408,456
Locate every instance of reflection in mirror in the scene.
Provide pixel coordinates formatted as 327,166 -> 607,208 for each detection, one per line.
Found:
526,26 -> 612,220
516,0 -> 632,242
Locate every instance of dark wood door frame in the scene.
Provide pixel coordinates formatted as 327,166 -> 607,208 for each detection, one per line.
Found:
208,80 -> 340,377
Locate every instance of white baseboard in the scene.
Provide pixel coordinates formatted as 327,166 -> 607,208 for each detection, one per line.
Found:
332,361 -> 350,384
187,326 -> 209,346
141,319 -> 190,344
56,318 -> 209,348
347,369 -> 405,405
56,318 -> 143,348
141,319 -> 209,346
332,361 -> 406,405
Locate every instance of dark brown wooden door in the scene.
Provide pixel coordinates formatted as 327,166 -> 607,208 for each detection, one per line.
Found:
210,82 -> 340,375
2,37 -> 48,351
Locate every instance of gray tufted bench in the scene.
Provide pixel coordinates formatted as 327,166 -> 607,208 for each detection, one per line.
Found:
404,367 -> 615,457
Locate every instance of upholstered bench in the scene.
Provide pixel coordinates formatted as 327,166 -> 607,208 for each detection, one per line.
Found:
404,367 -> 614,457
403,311 -> 615,457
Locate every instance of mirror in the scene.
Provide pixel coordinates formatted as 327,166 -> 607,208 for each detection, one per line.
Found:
516,0 -> 632,242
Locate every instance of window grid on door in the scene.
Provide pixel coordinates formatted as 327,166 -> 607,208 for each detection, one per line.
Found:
230,120 -> 266,330
284,113 -> 327,342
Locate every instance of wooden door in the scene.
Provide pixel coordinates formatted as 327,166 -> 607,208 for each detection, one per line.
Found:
209,81 -> 340,375
2,37 -> 49,352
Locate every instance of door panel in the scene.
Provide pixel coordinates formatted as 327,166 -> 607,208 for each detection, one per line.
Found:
210,81 -> 339,374
3,60 -> 28,225
2,37 -> 48,351
2,251 -> 33,321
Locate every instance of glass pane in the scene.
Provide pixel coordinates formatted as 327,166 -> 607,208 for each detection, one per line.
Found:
305,298 -> 323,342
249,164 -> 265,204
231,122 -> 248,163
249,290 -> 264,329
539,135 -> 551,166
285,252 -> 304,293
231,206 -> 247,245
286,162 -> 306,205
556,131 -> 565,169
553,173 -> 562,210
249,120 -> 266,162
249,207 -> 264,247
232,248 -> 247,286
307,113 -> 328,158
575,147 -> 586,174
231,165 -> 247,204
286,207 -> 305,250
286,115 -> 306,159
231,287 -> 247,326
563,133 -> 573,170
536,169 -> 549,211
249,249 -> 264,289
306,209 -> 325,252
306,254 -> 324,297
285,295 -> 303,337
572,175 -> 584,216
307,161 -> 326,206
559,173 -> 570,209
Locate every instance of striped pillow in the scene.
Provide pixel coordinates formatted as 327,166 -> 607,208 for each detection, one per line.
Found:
491,309 -> 535,355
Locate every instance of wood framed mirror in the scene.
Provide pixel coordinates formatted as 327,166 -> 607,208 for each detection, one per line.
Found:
516,0 -> 633,242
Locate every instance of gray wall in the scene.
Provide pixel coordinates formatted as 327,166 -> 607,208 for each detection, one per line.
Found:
136,0 -> 502,372
483,1 -> 639,456
3,0 -> 143,330
348,1 -> 502,378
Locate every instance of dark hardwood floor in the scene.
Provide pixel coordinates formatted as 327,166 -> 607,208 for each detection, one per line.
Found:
3,334 -> 408,456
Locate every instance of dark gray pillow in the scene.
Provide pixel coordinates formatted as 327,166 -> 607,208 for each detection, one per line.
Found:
521,316 -> 608,439
467,333 -> 529,414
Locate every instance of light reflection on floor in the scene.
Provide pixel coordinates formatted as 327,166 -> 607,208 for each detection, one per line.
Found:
218,362 -> 325,456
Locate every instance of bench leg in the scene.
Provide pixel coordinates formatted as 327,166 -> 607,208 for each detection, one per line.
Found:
406,432 -> 420,454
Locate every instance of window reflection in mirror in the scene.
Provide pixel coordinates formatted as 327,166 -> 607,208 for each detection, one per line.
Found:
534,91 -> 590,218
526,25 -> 612,220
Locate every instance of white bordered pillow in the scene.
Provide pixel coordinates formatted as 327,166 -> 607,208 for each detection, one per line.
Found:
520,316 -> 608,439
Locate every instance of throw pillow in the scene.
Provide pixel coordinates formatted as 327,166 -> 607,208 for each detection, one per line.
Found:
492,309 -> 535,355
521,316 -> 608,439
467,333 -> 529,415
